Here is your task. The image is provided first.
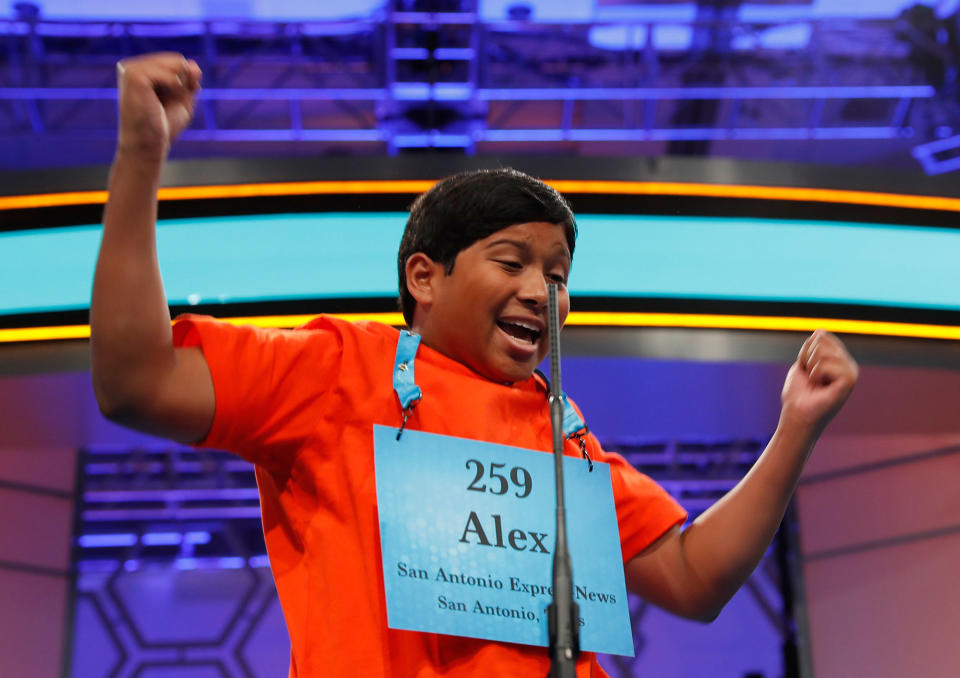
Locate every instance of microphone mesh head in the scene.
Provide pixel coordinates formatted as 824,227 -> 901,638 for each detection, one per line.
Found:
547,283 -> 562,400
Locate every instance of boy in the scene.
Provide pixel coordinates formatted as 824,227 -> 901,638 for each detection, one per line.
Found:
91,54 -> 859,677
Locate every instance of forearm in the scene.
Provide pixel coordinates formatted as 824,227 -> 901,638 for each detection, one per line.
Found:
627,332 -> 856,621
679,413 -> 817,617
90,150 -> 174,413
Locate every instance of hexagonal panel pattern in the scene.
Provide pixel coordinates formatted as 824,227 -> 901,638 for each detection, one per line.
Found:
109,567 -> 258,647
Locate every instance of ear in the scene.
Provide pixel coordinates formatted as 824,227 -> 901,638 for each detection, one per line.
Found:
404,252 -> 444,309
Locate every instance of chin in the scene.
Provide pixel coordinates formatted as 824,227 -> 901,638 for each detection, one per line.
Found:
490,362 -> 537,385
471,346 -> 541,384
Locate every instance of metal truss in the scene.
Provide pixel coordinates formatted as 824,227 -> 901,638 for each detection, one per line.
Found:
608,436 -> 765,517
912,132 -> 960,174
1,10 -> 949,168
75,444 -> 265,570
73,435 -> 767,564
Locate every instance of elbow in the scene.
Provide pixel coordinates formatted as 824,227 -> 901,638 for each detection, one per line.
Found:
92,376 -> 133,422
638,581 -> 728,623
91,348 -> 128,421
90,344 -> 165,423
672,585 -> 731,624
91,369 -> 150,424
689,587 -> 736,623
692,604 -> 723,624
640,592 -> 726,624
671,598 -> 724,624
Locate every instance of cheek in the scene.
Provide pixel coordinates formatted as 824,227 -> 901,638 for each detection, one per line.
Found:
558,293 -> 571,325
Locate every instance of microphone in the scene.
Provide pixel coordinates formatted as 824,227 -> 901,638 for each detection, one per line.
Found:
545,283 -> 579,677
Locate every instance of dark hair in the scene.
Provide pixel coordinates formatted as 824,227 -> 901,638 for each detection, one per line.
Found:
397,168 -> 577,325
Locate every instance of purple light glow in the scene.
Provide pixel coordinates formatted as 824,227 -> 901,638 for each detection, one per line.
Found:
78,533 -> 138,548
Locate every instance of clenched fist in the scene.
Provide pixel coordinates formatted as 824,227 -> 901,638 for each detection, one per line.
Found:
116,52 -> 202,160
780,329 -> 859,437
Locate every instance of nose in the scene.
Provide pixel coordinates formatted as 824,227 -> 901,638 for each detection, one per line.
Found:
517,269 -> 548,309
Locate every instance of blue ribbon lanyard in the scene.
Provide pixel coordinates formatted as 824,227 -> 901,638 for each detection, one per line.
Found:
392,330 -> 423,440
391,331 -> 592,470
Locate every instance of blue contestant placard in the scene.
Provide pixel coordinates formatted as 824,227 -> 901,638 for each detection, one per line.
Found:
373,425 -> 634,656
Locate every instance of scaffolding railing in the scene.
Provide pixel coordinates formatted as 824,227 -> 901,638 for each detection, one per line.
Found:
0,13 -> 948,166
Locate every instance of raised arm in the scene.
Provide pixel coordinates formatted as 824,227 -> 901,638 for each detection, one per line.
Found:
625,330 -> 858,621
90,52 -> 214,443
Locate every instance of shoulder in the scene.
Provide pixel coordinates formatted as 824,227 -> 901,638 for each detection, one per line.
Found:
299,315 -> 399,340
296,315 -> 400,356
175,313 -> 399,347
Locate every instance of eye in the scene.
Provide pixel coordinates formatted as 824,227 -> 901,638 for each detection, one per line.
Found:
496,260 -> 523,271
548,274 -> 567,284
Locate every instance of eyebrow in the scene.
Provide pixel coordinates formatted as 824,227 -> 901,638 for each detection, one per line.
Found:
486,238 -> 572,261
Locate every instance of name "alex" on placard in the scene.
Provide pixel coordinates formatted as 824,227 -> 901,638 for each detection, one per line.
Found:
458,511 -> 550,554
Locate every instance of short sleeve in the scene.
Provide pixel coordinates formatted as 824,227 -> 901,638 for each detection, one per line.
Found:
588,436 -> 688,563
172,313 -> 344,471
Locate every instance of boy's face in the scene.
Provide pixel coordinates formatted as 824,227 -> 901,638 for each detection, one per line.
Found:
414,221 -> 571,383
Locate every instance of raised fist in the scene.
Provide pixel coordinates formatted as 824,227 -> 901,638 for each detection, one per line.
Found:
780,329 -> 859,437
116,52 -> 202,159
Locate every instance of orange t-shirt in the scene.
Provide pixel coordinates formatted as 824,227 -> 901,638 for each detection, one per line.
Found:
173,314 -> 687,678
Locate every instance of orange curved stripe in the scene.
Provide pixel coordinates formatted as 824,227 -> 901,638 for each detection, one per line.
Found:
547,181 -> 960,213
3,179 -> 960,213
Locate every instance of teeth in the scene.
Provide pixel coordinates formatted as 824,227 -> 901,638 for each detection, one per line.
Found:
498,320 -> 540,346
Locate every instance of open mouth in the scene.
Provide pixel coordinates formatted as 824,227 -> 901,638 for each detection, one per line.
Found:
496,320 -> 542,346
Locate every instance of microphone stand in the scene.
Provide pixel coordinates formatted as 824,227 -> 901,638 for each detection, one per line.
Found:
545,283 -> 579,677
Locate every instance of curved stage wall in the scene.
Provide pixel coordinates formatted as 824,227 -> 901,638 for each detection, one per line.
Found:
2,154 -> 960,351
